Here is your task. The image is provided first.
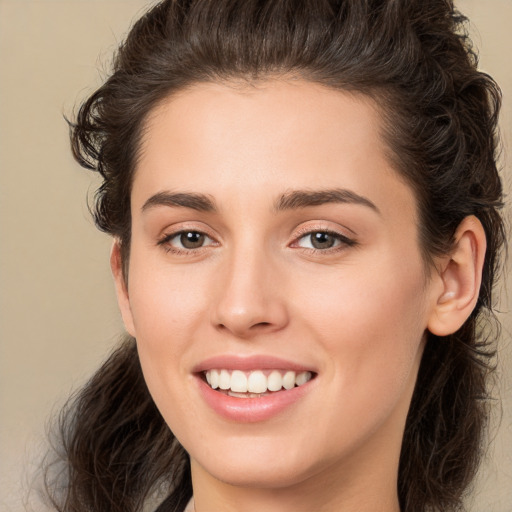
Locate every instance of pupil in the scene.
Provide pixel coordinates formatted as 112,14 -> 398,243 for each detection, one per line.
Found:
181,231 -> 205,249
311,232 -> 334,249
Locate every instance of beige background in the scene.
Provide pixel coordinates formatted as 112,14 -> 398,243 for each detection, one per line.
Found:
0,1 -> 510,510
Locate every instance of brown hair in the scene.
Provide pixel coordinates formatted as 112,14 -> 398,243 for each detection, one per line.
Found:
44,1 -> 505,511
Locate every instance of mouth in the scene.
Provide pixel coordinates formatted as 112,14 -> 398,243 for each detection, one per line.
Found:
194,355 -> 317,421
203,369 -> 315,398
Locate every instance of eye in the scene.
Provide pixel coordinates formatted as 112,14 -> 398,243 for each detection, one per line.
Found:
159,230 -> 215,251
294,230 -> 355,251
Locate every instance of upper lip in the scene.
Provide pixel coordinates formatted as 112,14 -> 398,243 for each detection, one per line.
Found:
192,355 -> 316,374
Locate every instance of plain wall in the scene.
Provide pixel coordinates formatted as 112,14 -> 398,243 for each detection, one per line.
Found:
0,1 -> 510,510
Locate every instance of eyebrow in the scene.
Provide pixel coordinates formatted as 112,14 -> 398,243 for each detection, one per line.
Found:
274,188 -> 380,214
142,191 -> 217,212
141,188 -> 380,215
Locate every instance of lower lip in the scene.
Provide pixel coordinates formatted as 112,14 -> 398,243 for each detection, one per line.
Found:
196,375 -> 315,423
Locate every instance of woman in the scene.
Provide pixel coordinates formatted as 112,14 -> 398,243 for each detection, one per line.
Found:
43,1 -> 505,511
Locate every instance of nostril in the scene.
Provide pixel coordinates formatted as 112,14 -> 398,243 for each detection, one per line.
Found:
212,300 -> 289,337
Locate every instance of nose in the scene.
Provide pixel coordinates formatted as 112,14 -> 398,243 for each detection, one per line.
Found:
211,245 -> 289,339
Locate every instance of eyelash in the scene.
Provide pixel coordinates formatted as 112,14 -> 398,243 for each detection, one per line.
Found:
291,226 -> 357,254
157,227 -> 357,255
157,230 -> 217,255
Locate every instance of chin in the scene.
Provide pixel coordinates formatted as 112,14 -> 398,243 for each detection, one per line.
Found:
198,457 -> 319,490
186,431 -> 338,491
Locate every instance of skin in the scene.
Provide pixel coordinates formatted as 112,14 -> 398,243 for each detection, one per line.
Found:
111,80 -> 486,512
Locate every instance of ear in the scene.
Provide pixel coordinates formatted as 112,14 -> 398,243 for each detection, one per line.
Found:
427,216 -> 487,336
110,240 -> 136,337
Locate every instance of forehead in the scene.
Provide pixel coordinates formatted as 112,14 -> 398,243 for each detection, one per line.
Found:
133,79 -> 416,221
140,80 -> 384,164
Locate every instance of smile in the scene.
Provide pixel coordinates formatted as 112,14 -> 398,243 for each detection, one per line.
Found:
205,369 -> 313,397
194,357 -> 318,422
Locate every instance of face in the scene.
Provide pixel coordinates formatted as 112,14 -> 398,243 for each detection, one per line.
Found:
115,80 -> 443,492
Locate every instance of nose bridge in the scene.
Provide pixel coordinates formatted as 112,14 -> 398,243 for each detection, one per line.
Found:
212,237 -> 287,337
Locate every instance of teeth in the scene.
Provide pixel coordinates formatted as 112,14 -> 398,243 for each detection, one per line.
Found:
247,371 -> 267,393
204,369 -> 313,394
210,370 -> 219,389
228,391 -> 269,398
296,371 -> 310,386
230,370 -> 248,392
283,371 -> 295,390
219,369 -> 231,390
267,370 -> 283,391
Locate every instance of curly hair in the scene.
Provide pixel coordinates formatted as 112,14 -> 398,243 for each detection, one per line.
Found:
44,1 -> 505,511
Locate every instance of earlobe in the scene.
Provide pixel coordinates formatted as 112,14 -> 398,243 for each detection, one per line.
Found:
427,216 -> 486,336
110,240 -> 136,337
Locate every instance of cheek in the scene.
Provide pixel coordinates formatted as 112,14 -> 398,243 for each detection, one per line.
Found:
127,270 -> 205,435
296,253 -> 429,401
290,264 -> 428,460
127,254 -> 209,340
124,251 -> 213,401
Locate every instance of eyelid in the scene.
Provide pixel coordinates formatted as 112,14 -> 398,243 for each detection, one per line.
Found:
155,221 -> 357,255
289,223 -> 357,251
156,223 -> 220,254
162,230 -> 215,245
